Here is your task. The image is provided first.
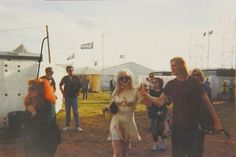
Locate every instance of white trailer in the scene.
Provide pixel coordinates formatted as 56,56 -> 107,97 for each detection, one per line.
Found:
0,51 -> 64,128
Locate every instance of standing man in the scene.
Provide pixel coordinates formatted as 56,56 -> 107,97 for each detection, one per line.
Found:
82,76 -> 90,100
60,65 -> 82,132
145,72 -> 155,130
40,67 -> 56,92
140,57 -> 222,157
204,78 -> 211,87
109,77 -> 116,95
147,72 -> 155,92
142,72 -> 155,93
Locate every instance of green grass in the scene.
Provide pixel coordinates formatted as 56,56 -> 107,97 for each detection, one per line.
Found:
57,91 -> 147,119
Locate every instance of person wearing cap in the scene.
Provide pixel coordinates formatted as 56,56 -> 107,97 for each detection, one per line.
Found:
59,65 -> 82,132
40,67 -> 56,92
23,79 -> 61,157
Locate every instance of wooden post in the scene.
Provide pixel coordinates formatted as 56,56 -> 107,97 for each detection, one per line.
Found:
46,25 -> 51,63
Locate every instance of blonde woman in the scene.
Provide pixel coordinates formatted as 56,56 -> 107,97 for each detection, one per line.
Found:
108,69 -> 141,157
191,68 -> 212,102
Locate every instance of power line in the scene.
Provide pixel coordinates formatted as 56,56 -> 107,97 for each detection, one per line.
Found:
0,25 -> 44,33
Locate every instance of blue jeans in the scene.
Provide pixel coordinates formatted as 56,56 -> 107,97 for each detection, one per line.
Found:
82,88 -> 88,100
151,118 -> 158,142
151,118 -> 166,142
65,96 -> 80,127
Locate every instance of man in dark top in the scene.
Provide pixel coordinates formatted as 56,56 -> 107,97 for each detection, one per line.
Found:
109,77 -> 116,95
82,77 -> 90,100
59,65 -> 82,132
40,67 -> 56,92
140,57 -> 222,157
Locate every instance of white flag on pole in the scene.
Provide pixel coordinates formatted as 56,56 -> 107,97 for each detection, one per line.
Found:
119,55 -> 126,59
66,53 -> 75,61
80,42 -> 93,49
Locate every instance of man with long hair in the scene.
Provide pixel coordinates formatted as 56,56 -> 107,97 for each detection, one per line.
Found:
140,57 -> 222,157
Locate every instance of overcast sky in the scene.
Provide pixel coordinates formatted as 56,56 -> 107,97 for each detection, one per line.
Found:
0,0 -> 235,71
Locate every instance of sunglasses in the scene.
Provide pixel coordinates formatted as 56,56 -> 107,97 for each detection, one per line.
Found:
119,76 -> 130,82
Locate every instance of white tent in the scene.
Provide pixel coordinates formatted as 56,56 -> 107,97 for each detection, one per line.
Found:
0,44 -> 64,128
75,66 -> 101,92
76,66 -> 100,75
11,44 -> 30,54
101,62 -> 155,90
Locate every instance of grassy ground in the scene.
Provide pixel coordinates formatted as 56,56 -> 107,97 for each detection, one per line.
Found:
57,91 -> 147,120
0,91 -> 235,157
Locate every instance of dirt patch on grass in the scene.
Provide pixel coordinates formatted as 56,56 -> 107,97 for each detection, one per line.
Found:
0,101 -> 235,157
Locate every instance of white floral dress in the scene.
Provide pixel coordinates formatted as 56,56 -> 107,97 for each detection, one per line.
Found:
108,89 -> 141,142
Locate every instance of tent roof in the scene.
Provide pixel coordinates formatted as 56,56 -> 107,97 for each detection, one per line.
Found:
0,44 -> 39,60
11,44 -> 30,53
102,61 -> 155,76
76,66 -> 100,75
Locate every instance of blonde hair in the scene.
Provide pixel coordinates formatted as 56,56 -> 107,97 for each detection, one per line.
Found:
111,69 -> 135,98
191,68 -> 205,82
170,57 -> 189,76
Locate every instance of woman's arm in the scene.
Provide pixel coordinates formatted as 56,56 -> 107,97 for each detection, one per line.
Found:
139,84 -> 167,107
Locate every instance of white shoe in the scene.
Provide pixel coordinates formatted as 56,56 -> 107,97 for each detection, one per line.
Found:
152,142 -> 158,151
159,141 -> 166,150
76,127 -> 83,132
62,126 -> 70,131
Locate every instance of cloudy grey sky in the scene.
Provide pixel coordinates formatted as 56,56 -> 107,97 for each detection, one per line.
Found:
0,0 -> 235,70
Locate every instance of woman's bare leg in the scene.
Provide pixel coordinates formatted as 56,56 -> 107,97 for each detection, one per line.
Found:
112,140 -> 122,157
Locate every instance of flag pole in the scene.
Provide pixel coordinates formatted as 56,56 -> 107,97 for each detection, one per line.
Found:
46,25 -> 51,64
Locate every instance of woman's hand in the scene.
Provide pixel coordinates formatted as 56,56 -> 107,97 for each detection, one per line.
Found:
214,119 -> 223,133
138,83 -> 147,97
27,105 -> 36,116
137,84 -> 150,105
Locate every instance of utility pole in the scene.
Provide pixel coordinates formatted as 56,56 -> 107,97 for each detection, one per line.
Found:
46,25 -> 51,63
203,30 -> 213,68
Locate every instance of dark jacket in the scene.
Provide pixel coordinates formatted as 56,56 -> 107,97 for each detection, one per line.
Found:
24,102 -> 61,157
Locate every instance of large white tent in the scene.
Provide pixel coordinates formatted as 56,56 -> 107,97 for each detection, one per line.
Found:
75,66 -> 101,92
101,62 -> 155,90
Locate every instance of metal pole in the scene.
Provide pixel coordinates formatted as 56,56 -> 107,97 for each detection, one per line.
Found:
207,30 -> 213,69
46,25 -> 51,63
37,36 -> 48,79
207,33 -> 210,68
